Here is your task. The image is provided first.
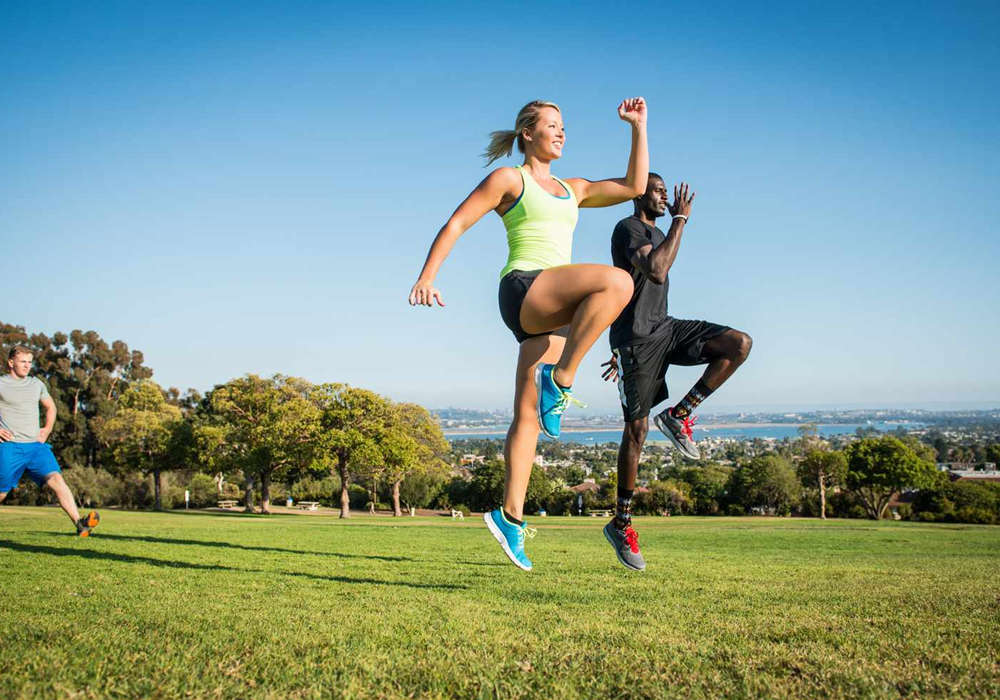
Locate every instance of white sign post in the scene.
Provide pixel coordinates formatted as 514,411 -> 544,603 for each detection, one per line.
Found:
185,490 -> 190,510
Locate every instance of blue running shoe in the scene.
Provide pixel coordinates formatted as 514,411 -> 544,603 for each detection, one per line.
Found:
484,508 -> 536,571
534,363 -> 585,438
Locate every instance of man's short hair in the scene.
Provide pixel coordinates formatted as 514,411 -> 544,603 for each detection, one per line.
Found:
7,345 -> 32,362
648,172 -> 662,183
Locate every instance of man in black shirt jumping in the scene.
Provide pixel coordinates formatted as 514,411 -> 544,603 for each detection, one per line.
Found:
601,175 -> 752,571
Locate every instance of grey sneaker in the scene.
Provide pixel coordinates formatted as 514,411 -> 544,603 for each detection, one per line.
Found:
654,408 -> 700,460
603,520 -> 646,571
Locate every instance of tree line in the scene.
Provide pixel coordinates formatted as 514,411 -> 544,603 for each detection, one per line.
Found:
445,426 -> 1000,524
1,322 -> 449,516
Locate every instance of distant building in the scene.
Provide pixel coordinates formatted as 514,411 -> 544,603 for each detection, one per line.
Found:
569,479 -> 600,494
936,462 -> 1000,482
947,470 -> 1000,483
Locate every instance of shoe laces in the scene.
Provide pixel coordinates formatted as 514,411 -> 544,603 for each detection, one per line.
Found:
624,526 -> 640,554
517,525 -> 538,544
550,388 -> 586,417
678,413 -> 698,439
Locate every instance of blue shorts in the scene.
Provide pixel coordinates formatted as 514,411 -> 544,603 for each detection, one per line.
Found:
0,442 -> 62,493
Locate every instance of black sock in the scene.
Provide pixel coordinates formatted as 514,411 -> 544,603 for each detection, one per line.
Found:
614,488 -> 634,529
502,509 -> 523,527
673,379 -> 714,419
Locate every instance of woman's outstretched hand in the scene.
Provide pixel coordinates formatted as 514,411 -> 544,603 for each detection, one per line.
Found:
408,279 -> 445,307
617,97 -> 647,128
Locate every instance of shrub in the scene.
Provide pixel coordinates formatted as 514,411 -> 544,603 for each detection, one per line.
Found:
186,473 -> 218,508
955,506 -> 996,525
348,484 -> 369,510
726,503 -> 745,516
545,488 -> 578,516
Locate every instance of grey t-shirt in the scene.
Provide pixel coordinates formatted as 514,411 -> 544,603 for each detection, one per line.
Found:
0,375 -> 51,443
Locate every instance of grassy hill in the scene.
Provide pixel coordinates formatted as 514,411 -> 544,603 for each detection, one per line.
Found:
1,507 -> 997,699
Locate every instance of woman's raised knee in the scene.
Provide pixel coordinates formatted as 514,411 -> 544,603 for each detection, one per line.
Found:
605,267 -> 634,306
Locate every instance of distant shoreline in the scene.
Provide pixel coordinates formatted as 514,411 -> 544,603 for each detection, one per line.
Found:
443,422 -> 833,436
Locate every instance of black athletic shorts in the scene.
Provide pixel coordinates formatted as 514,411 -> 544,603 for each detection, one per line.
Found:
614,318 -> 730,422
498,269 -> 570,343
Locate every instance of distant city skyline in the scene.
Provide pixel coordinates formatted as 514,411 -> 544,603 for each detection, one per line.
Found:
3,1 -> 998,411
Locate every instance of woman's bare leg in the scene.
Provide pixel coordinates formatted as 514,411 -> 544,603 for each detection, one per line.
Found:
502,333 -> 565,520
519,264 -> 632,387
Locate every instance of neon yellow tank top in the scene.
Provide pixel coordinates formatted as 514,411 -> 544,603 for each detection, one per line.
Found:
499,165 -> 579,280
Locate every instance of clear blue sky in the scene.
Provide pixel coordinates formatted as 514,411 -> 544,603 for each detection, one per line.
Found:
2,1 -> 998,413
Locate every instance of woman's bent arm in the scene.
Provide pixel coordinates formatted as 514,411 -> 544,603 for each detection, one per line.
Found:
567,97 -> 649,208
409,167 -> 519,307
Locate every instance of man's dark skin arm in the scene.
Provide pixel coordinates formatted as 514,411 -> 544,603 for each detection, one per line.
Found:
629,182 -> 695,285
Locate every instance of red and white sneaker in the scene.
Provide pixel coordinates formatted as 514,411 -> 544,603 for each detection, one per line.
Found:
603,519 -> 646,571
654,408 -> 700,460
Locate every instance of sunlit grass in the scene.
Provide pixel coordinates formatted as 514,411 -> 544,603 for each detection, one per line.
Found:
1,507 -> 997,699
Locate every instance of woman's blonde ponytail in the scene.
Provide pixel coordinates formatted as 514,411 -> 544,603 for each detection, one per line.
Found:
482,100 -> 560,166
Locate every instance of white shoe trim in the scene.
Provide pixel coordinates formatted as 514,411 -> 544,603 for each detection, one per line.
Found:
483,512 -> 532,572
603,523 -> 645,571
653,412 -> 700,460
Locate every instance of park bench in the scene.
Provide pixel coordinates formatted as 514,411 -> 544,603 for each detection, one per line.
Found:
218,500 -> 238,509
590,509 -> 612,518
451,509 -> 465,520
297,501 -> 320,511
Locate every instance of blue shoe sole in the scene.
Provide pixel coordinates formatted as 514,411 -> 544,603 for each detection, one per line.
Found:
483,512 -> 532,571
534,365 -> 559,439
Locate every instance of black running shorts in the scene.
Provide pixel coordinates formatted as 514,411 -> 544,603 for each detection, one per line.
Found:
498,269 -> 570,343
614,319 -> 730,422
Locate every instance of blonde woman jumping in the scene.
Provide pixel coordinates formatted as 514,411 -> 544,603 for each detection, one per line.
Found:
409,98 -> 648,570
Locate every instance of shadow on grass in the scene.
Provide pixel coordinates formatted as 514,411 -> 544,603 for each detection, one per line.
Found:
56,532 -> 414,563
0,540 -> 467,591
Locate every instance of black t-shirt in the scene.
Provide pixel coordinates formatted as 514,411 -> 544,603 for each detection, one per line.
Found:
609,216 -> 670,348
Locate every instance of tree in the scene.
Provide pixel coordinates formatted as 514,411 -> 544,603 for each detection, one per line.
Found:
987,443 -> 1000,467
634,479 -> 691,515
669,464 -> 733,514
199,375 -> 319,514
312,384 -> 392,518
797,450 -> 848,519
729,455 -> 800,515
382,403 -> 450,516
844,436 -> 938,520
99,381 -> 183,511
795,423 -> 824,456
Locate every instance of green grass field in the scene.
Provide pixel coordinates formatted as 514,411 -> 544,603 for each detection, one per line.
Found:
1,507 -> 998,699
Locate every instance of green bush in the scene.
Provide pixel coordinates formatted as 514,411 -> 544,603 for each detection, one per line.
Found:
846,505 -> 868,520
453,504 -> 471,517
955,506 -> 996,525
545,488 -> 578,516
186,473 -> 217,508
726,503 -> 745,516
348,484 -> 369,510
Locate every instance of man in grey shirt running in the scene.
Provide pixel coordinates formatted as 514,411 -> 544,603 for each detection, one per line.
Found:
0,345 -> 100,536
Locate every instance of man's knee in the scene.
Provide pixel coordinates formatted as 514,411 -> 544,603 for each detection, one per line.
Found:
0,491 -> 7,504
712,330 -> 752,363
44,472 -> 66,490
623,418 -> 649,446
733,331 -> 752,361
